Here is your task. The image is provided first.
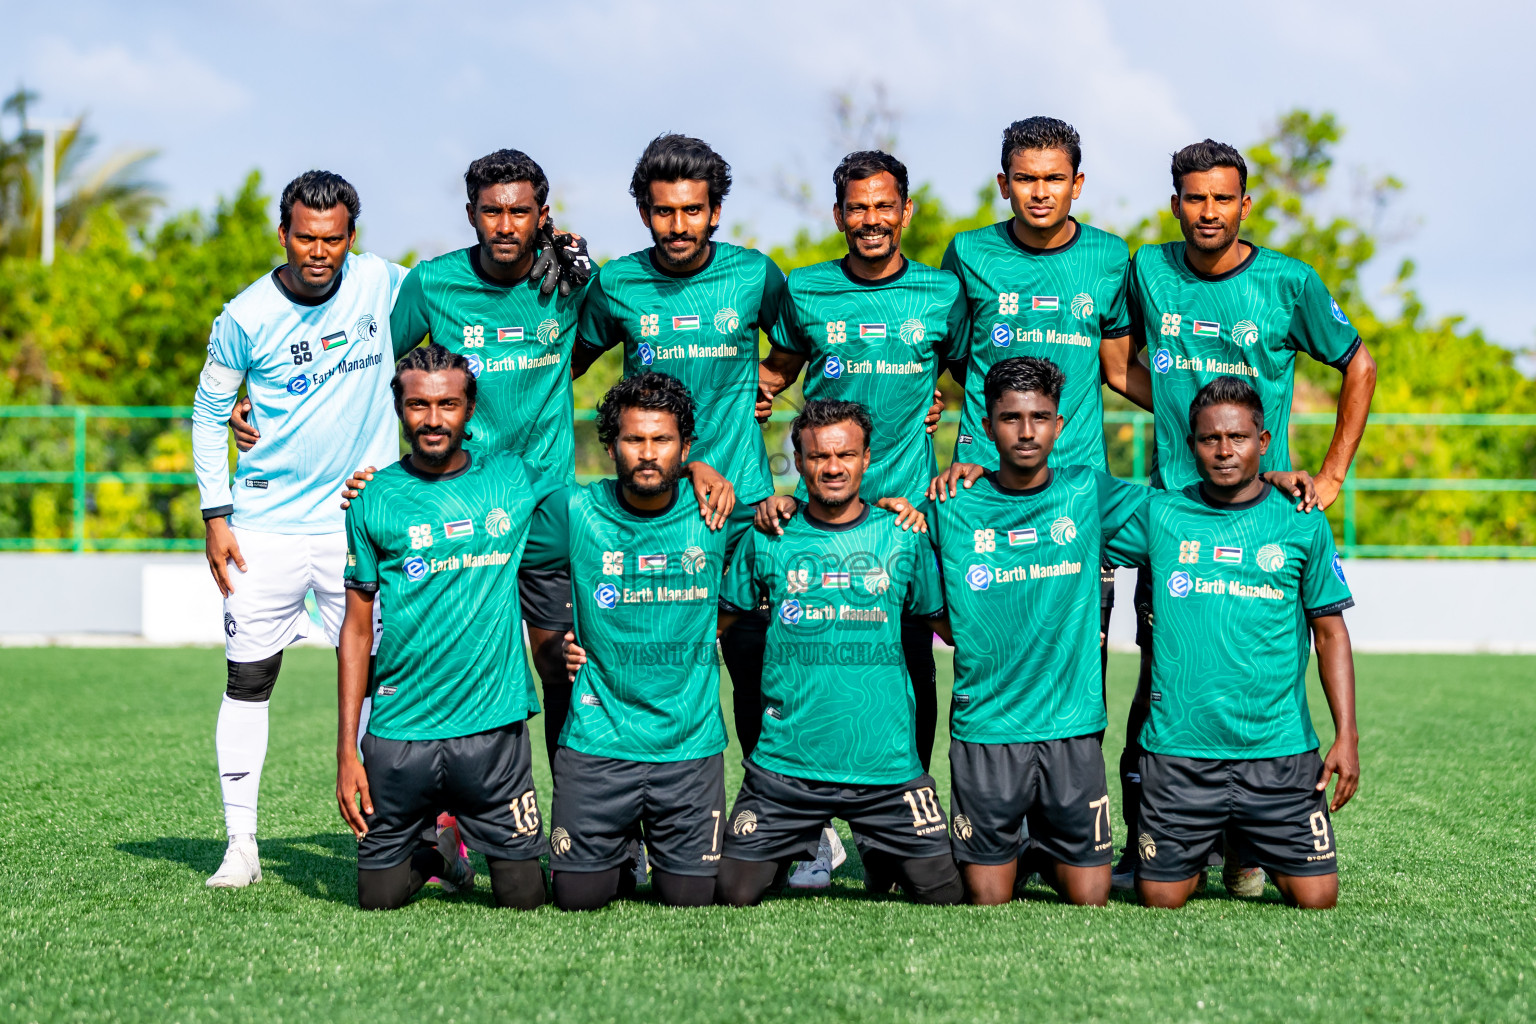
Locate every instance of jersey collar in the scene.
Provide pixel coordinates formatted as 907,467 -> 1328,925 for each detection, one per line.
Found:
838,254 -> 909,287
466,246 -> 532,289
800,499 -> 871,532
399,450 -> 474,483
1180,240 -> 1259,283
983,468 -> 1053,497
613,479 -> 680,519
647,240 -> 717,279
1194,479 -> 1271,511
1001,216 -> 1081,257
270,264 -> 344,307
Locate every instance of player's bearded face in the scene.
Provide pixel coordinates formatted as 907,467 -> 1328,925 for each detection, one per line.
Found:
400,370 -> 473,468
796,421 -> 870,510
471,182 -> 545,268
642,180 -> 719,270
1174,167 -> 1250,254
611,408 -> 687,497
835,172 -> 911,263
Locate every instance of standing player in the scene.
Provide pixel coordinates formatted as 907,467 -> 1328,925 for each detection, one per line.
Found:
714,400 -> 963,907
192,171 -> 404,888
336,344 -> 556,911
1116,139 -> 1376,889
941,117 -> 1153,689
571,134 -> 785,764
927,357 -> 1315,905
535,374 -> 747,910
1105,377 -> 1359,909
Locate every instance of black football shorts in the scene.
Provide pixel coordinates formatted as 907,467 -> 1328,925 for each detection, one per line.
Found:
519,565 -> 574,632
1136,750 -> 1338,882
549,747 -> 726,877
357,720 -> 545,869
948,735 -> 1114,867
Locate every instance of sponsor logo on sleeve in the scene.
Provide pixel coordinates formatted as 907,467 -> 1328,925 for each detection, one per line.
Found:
403,556 -> 428,581
899,319 -> 925,344
1213,546 -> 1242,564
1330,297 -> 1350,325
957,433 -> 973,445
1032,296 -> 1059,311
464,353 -> 484,378
682,546 -> 707,574
243,479 -> 269,489
823,355 -> 843,379
713,308 -> 740,332
286,375 -> 310,396
990,323 -> 1013,347
858,323 -> 887,339
1050,517 -> 1077,544
1232,320 -> 1260,347
1256,544 -> 1286,572
1153,349 -> 1173,374
537,319 -> 561,344
444,519 -> 474,540
1070,293 -> 1094,319
1332,553 -> 1347,584
777,599 -> 803,625
579,693 -> 602,707
1166,570 -> 1192,597
1008,528 -> 1037,546
821,571 -> 850,589
484,508 -> 510,537
594,582 -> 619,609
638,553 -> 667,572
672,314 -> 700,331
1191,320 -> 1221,338
497,326 -> 525,343
321,330 -> 348,351
638,341 -> 655,365
965,564 -> 993,591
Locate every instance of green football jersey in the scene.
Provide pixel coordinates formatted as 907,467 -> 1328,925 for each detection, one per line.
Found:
1105,482 -> 1354,759
390,248 -> 583,483
721,502 -> 945,785
942,219 -> 1131,472
1129,242 -> 1361,490
770,257 -> 966,504
343,451 -> 559,741
577,242 -> 786,504
933,466 -> 1147,743
523,478 -> 749,762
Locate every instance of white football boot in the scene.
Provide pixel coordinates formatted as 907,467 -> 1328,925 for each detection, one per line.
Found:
206,835 -> 262,888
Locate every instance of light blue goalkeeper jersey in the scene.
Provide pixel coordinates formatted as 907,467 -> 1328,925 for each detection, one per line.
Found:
192,252 -> 408,534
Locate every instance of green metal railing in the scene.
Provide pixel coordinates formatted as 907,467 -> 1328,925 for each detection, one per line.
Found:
2,406 -> 1534,557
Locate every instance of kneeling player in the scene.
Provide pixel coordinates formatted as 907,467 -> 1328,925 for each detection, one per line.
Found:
336,344 -> 555,910
1105,377 -> 1359,910
714,400 -> 963,907
535,373 -> 745,910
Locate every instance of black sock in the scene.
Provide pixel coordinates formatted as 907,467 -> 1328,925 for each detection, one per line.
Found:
489,857 -> 546,910
898,854 -> 965,906
716,857 -> 785,907
652,870 -> 715,907
552,867 -> 619,911
357,860 -> 427,910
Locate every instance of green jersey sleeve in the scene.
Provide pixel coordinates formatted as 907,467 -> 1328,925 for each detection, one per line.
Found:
903,535 -> 945,617
575,271 -> 622,353
1301,514 -> 1355,617
389,268 -> 430,358
759,263 -> 789,336
941,288 -> 970,365
721,513 -> 753,564
1287,268 -> 1361,370
1095,471 -> 1150,542
720,532 -> 763,612
1101,244 -> 1133,339
768,283 -> 813,355
521,486 -> 572,572
1103,499 -> 1151,568
343,497 -> 379,592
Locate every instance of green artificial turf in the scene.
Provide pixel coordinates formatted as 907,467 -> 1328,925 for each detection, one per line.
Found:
0,647 -> 1531,1023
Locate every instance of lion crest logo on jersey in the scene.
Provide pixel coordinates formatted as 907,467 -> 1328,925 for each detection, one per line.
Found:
682,545 -> 707,574
1167,570 -> 1192,598
1050,516 -> 1077,545
953,814 -> 974,842
536,318 -> 561,344
1256,544 -> 1286,573
594,582 -> 619,609
1233,319 -> 1261,348
965,564 -> 992,591
861,567 -> 891,595
777,599 -> 803,625
1070,293 -> 1094,319
403,556 -> 428,582
1138,832 -> 1157,861
551,827 -> 572,856
733,810 -> 758,835
352,313 -> 379,342
714,307 -> 740,333
484,507 -> 511,538
899,319 -> 925,345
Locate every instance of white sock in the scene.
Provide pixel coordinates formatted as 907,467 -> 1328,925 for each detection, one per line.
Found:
356,696 -> 372,759
216,695 -> 269,838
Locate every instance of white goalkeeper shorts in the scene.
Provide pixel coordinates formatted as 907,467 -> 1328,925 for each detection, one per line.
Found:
220,527 -> 379,662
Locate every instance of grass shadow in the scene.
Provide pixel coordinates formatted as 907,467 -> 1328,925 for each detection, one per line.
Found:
117,833 -> 361,905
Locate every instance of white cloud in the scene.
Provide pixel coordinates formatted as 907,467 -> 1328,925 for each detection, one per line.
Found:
26,35 -> 252,121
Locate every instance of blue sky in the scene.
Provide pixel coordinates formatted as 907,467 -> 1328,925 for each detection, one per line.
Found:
4,0 -> 1533,353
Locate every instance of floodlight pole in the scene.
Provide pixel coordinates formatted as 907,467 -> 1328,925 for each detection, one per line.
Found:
29,118 -> 75,267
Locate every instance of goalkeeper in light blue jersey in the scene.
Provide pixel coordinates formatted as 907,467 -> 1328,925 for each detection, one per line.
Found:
191,171 -> 406,889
